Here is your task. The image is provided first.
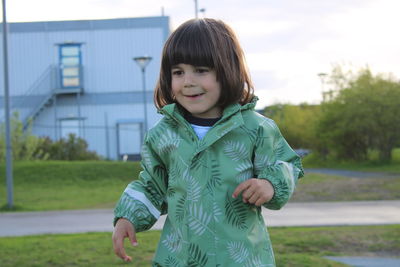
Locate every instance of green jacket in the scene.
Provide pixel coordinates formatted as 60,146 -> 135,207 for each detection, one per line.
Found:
114,98 -> 304,267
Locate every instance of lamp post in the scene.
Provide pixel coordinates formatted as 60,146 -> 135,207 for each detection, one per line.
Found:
133,56 -> 152,139
317,72 -> 328,102
194,0 -> 198,18
2,0 -> 13,209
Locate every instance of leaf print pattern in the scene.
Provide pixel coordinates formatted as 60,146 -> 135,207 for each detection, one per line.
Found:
164,256 -> 182,267
244,255 -> 273,267
223,141 -> 249,162
227,241 -> 249,263
260,117 -> 277,130
206,162 -> 222,195
277,160 -> 296,193
158,129 -> 181,155
182,169 -> 193,182
114,194 -> 156,232
188,243 -> 208,267
213,202 -> 223,222
169,159 -> 184,183
273,137 -> 286,159
143,180 -> 164,208
255,135 -> 266,149
187,175 -> 201,202
235,161 -> 253,183
242,126 -> 258,143
175,195 -> 186,222
190,152 -> 206,171
225,192 -> 248,230
188,203 -> 212,236
162,228 -> 183,253
141,145 -> 153,169
264,178 -> 290,210
254,153 -> 272,174
167,187 -> 176,198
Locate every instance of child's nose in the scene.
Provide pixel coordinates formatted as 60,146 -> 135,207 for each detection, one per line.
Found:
184,73 -> 195,87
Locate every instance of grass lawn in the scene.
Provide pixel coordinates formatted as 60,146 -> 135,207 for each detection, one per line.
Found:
302,148 -> 400,173
0,225 -> 398,267
0,161 -> 139,211
292,173 -> 400,202
1,161 -> 400,211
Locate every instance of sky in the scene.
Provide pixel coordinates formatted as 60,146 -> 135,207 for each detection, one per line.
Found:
4,0 -> 400,108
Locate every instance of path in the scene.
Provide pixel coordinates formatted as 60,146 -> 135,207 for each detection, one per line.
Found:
1,200 -> 399,237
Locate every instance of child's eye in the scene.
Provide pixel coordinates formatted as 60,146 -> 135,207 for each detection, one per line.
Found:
172,70 -> 183,76
196,68 -> 209,73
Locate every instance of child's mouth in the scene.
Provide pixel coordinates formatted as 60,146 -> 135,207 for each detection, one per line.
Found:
185,93 -> 205,98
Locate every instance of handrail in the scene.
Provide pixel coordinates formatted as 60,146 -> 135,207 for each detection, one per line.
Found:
1,64 -> 83,128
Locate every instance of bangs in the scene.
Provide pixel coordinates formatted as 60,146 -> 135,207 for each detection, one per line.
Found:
165,23 -> 215,68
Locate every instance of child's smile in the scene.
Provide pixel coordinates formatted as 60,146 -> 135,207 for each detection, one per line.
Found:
184,93 -> 205,98
171,63 -> 222,119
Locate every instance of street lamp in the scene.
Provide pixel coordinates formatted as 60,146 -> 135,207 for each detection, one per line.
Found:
133,56 -> 152,139
199,8 -> 206,17
317,72 -> 328,102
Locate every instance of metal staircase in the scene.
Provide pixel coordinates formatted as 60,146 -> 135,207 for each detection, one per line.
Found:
3,64 -> 83,130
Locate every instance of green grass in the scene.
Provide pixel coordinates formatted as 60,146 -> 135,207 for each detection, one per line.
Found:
2,161 -> 400,211
302,148 -> 400,173
0,225 -> 398,266
292,173 -> 400,202
0,161 -> 140,211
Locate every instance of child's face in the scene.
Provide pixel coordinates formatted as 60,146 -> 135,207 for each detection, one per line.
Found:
171,63 -> 222,118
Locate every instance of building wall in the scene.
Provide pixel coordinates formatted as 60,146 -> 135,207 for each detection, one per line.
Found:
0,16 -> 170,160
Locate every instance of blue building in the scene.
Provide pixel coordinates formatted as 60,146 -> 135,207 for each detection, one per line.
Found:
0,16 -> 170,160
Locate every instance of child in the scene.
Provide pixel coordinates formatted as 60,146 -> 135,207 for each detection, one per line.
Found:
112,18 -> 304,266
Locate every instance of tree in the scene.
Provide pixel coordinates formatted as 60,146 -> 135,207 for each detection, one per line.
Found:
264,103 -> 319,149
317,67 -> 400,161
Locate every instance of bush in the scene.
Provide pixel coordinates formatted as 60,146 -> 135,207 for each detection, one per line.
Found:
37,134 -> 101,161
0,112 -> 48,161
1,112 -> 100,161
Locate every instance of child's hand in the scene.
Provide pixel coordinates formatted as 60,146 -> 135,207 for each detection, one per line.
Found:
112,218 -> 138,262
232,178 -> 274,206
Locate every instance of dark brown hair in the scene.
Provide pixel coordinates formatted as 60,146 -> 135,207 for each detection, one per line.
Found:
154,18 -> 254,109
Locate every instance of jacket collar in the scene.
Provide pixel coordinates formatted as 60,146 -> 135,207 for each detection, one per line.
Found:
159,97 -> 258,154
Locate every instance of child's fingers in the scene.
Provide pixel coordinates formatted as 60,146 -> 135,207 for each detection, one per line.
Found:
255,198 -> 266,206
127,225 -> 138,247
232,179 -> 252,198
247,191 -> 260,204
242,187 -> 256,203
112,218 -> 136,262
112,232 -> 130,261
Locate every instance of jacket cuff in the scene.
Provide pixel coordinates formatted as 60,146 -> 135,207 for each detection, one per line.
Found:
262,176 -> 290,210
113,195 -> 157,232
258,165 -> 292,210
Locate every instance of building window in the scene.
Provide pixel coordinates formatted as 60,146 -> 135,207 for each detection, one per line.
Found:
58,44 -> 82,89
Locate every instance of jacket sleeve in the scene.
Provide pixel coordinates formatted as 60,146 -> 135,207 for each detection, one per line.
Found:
253,118 -> 304,210
113,136 -> 168,232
